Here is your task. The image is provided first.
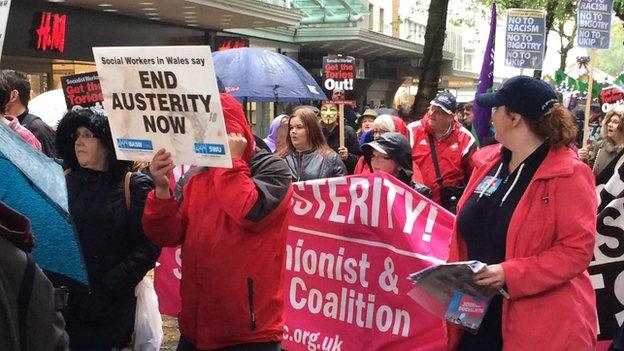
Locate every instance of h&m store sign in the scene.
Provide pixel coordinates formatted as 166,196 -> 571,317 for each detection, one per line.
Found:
34,11 -> 67,53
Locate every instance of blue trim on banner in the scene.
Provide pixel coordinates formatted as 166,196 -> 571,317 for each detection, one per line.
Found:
117,139 -> 154,150
195,143 -> 226,155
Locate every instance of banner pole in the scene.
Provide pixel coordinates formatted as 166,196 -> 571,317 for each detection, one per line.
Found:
339,103 -> 345,148
582,50 -> 597,147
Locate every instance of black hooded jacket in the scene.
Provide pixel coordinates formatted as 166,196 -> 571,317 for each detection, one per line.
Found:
52,109 -> 160,348
323,123 -> 361,174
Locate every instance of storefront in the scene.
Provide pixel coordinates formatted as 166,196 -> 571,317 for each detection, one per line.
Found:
1,1 -> 208,97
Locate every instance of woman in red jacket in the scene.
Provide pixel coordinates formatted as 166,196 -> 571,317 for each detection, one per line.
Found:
143,94 -> 293,351
447,76 -> 597,350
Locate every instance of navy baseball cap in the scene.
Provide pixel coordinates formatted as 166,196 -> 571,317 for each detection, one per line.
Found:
430,91 -> 457,114
476,75 -> 558,119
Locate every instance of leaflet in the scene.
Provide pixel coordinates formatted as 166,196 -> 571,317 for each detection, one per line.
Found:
407,260 -> 500,333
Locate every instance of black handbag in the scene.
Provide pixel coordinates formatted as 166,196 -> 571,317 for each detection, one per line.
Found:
428,133 -> 466,213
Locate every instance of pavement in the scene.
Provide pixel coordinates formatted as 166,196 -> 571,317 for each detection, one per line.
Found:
161,315 -> 180,350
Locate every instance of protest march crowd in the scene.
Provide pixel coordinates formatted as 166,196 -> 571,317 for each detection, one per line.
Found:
0,62 -> 620,351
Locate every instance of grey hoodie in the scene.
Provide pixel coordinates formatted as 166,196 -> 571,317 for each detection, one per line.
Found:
0,201 -> 68,351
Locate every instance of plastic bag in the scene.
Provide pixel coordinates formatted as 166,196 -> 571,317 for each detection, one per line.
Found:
133,276 -> 163,351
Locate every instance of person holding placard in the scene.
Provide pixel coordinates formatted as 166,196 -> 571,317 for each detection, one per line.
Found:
143,93 -> 293,351
578,109 -> 624,178
447,76 -> 597,351
319,101 -> 361,174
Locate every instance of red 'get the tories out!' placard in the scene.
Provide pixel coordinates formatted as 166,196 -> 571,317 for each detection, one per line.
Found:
322,55 -> 356,92
60,71 -> 104,109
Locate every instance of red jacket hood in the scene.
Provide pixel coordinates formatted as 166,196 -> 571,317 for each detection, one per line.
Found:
220,93 -> 255,161
391,116 -> 409,139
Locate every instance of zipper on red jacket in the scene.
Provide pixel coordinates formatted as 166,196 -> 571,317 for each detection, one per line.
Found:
247,277 -> 257,331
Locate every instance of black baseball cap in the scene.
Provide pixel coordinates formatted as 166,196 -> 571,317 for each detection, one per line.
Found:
476,75 -> 558,119
430,91 -> 457,114
362,132 -> 412,172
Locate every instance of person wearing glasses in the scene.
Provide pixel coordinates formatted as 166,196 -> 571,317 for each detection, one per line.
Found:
53,109 -> 160,351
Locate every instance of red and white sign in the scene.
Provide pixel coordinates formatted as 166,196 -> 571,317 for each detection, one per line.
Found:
323,55 -> 356,91
35,12 -> 66,53
600,85 -> 624,113
154,173 -> 453,350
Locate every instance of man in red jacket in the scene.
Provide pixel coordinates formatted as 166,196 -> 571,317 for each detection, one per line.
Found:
143,93 -> 292,351
407,91 -> 477,212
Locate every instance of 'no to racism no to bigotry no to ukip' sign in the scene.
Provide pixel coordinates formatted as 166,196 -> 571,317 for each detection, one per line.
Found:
93,46 -> 232,168
505,9 -> 546,70
577,0 -> 614,49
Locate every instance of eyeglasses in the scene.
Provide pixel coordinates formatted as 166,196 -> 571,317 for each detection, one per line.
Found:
72,130 -> 96,140
371,154 -> 392,161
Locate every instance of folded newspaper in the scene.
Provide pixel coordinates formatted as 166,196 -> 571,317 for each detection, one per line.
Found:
407,261 -> 498,332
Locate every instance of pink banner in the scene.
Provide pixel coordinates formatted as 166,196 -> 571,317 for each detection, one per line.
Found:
154,165 -> 190,317
282,173 -> 453,351
154,173 -> 454,350
154,246 -> 182,316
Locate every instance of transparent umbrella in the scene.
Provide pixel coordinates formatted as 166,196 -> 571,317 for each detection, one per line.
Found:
0,122 -> 88,284
28,88 -> 67,130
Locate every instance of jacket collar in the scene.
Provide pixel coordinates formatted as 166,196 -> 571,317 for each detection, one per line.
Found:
480,144 -> 575,180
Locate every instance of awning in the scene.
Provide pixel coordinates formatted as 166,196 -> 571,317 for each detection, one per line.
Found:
292,0 -> 369,24
294,26 -> 455,60
56,0 -> 303,29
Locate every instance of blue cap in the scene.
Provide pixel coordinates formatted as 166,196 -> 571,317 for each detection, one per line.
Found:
430,91 -> 457,114
476,75 -> 558,119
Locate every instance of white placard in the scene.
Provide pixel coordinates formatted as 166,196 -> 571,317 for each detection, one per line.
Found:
93,46 -> 231,168
0,0 -> 12,63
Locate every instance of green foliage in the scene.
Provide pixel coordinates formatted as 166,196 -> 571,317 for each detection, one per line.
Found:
615,0 -> 624,21
555,68 -> 609,96
595,24 -> 624,76
471,0 -> 576,24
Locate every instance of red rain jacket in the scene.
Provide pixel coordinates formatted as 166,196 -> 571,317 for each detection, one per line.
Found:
447,145 -> 598,350
407,115 -> 477,204
142,94 -> 292,349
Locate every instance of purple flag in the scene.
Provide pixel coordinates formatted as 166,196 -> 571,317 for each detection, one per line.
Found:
472,3 -> 496,146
